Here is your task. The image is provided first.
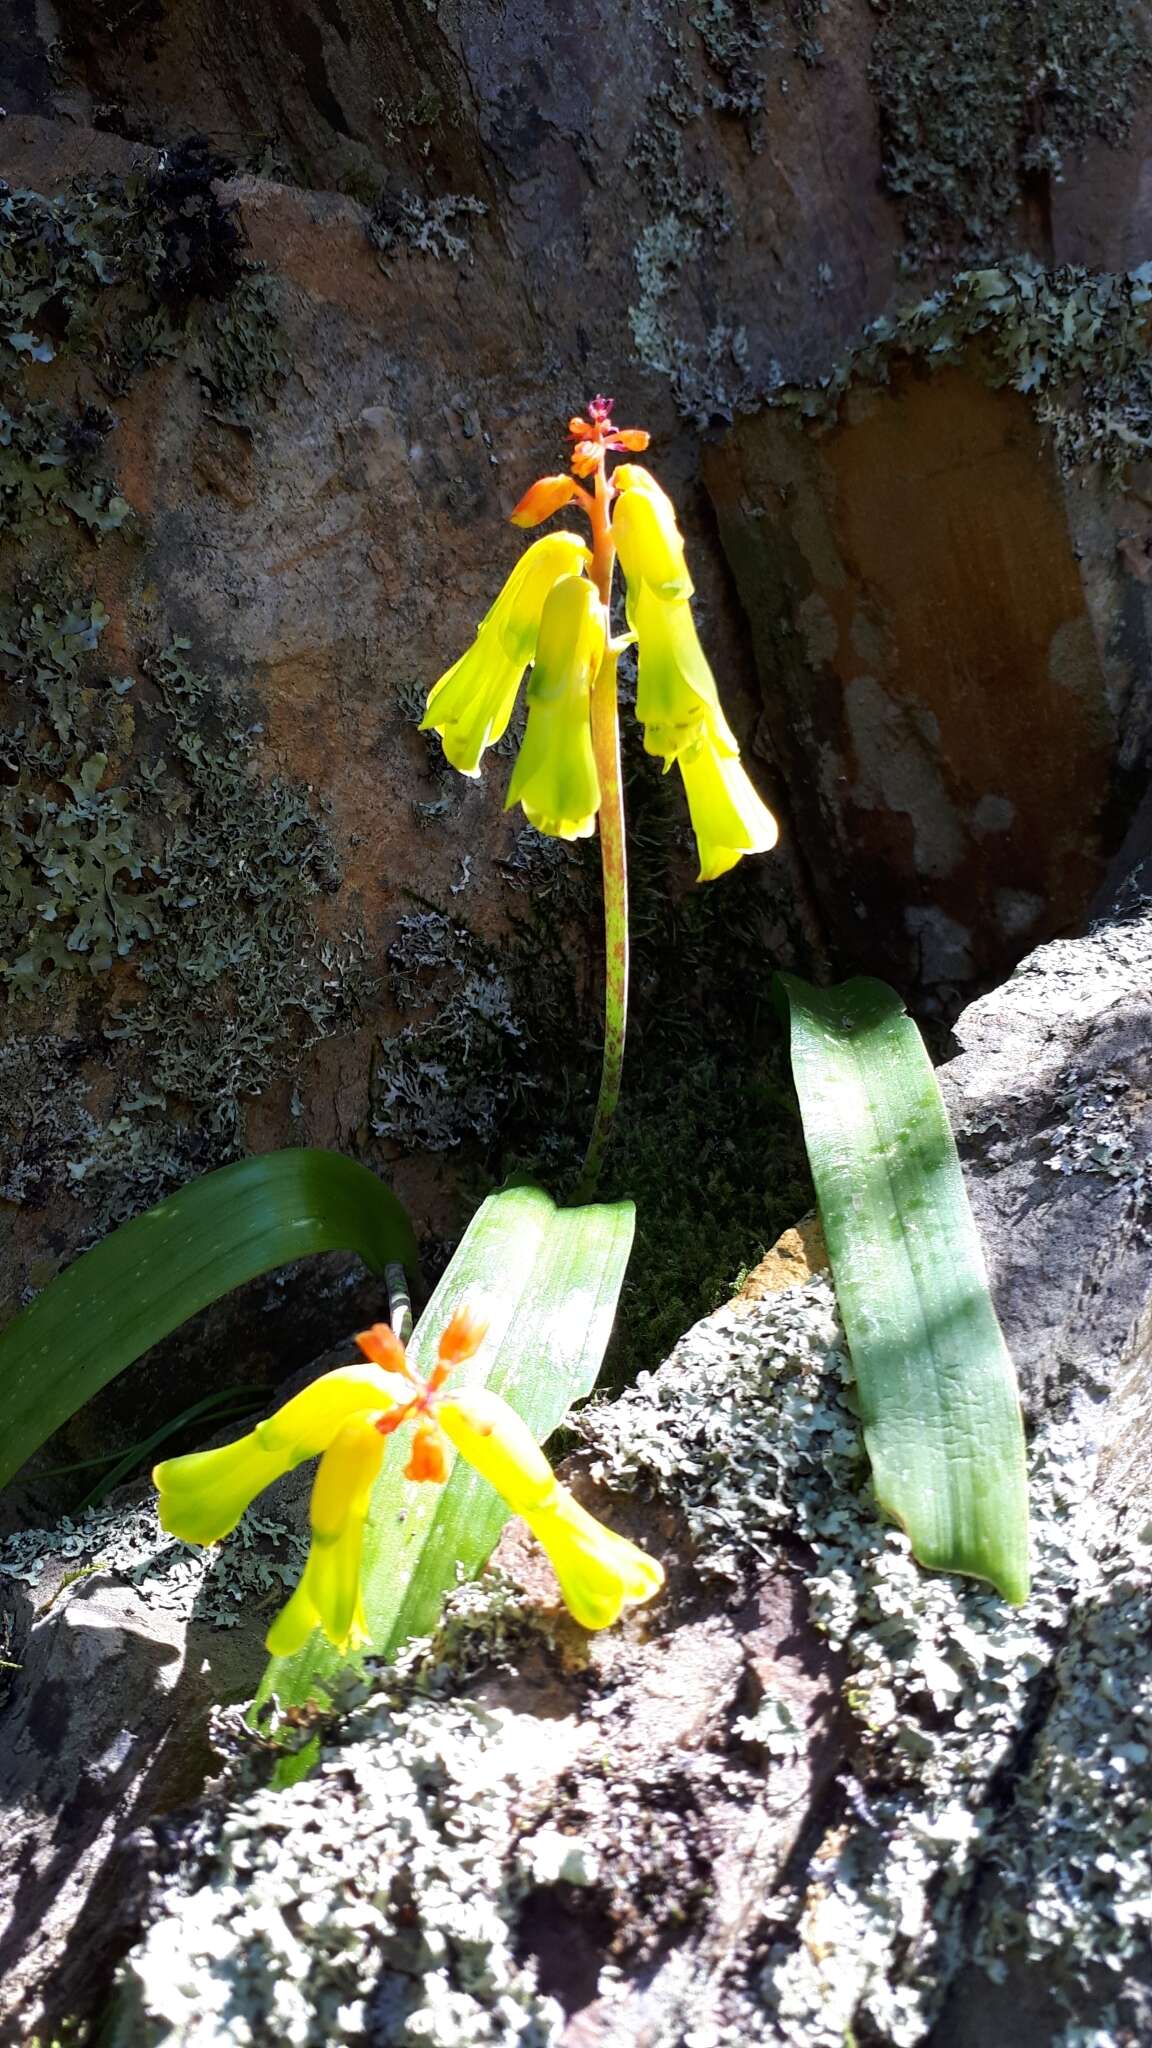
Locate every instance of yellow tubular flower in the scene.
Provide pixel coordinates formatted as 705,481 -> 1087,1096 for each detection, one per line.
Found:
505,571 -> 605,839
154,1361 -> 403,1547
611,482 -> 692,601
522,1488 -> 666,1631
438,1389 -> 665,1630
627,578 -> 739,768
265,1415 -> 386,1658
420,531 -> 590,775
154,1433 -> 295,1548
678,739 -> 780,882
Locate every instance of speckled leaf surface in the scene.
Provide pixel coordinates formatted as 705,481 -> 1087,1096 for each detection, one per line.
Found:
259,1181 -> 635,1710
0,1149 -> 419,1489
780,973 -> 1029,1602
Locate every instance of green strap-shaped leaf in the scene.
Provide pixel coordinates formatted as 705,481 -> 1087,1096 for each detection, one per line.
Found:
0,1149 -> 419,1490
779,973 -> 1029,1603
258,1181 -> 636,1710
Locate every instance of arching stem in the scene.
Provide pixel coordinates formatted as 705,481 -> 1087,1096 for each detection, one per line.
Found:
577,462 -> 629,1196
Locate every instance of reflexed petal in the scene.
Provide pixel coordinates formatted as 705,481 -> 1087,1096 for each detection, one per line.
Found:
154,1431 -> 289,1546
505,572 -> 604,839
678,740 -> 779,882
421,531 -> 590,774
265,1414 -> 386,1656
611,484 -> 692,601
524,1487 -> 665,1630
628,579 -> 738,766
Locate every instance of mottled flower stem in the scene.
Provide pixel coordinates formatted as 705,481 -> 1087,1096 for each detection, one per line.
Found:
577,458 -> 629,1197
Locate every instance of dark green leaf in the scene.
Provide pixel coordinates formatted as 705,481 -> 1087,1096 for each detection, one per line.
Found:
0,1149 -> 419,1489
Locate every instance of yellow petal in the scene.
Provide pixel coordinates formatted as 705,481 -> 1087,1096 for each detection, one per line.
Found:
628,580 -> 739,766
265,1415 -> 385,1657
523,1486 -> 665,1630
504,572 -> 604,840
255,1362 -> 407,1464
421,532 -> 590,774
438,1388 -> 555,1515
156,1361 -> 402,1549
438,1390 -> 664,1631
154,1432 -> 289,1546
612,486 -> 692,602
678,741 -> 779,882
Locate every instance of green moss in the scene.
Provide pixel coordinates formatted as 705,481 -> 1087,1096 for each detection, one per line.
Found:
775,258 -> 1152,478
870,0 -> 1152,261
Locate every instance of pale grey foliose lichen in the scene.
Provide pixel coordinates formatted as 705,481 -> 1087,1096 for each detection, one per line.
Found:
108,1650 -> 565,2047
0,1498 -> 305,1632
97,1278 -> 1149,2045
580,1278 -> 1151,2044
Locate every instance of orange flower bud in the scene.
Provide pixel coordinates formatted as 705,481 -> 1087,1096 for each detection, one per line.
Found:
509,474 -> 579,528
614,429 -> 651,451
570,441 -> 601,477
356,1322 -> 410,1375
437,1303 -> 490,1366
405,1420 -> 449,1484
568,415 -> 592,436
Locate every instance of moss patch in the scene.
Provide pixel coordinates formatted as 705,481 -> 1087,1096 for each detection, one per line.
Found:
870,0 -> 1152,262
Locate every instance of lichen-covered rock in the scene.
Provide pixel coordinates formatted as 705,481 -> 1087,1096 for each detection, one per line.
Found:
703,266 -> 1152,998
67,897 -> 1150,2048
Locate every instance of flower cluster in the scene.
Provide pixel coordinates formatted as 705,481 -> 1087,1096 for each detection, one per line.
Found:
420,399 -> 778,880
154,1307 -> 664,1656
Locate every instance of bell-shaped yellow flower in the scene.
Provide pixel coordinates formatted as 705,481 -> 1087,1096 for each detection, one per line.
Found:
421,530 -> 590,775
505,571 -> 605,839
611,469 -> 692,601
627,578 -> 739,768
154,1304 -> 664,1655
678,737 -> 779,882
438,1388 -> 665,1630
154,1361 -> 404,1546
522,1487 -> 666,1631
265,1415 -> 386,1658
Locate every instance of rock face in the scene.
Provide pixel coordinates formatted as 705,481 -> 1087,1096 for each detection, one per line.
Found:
704,302 -> 1152,997
1,891 -> 1149,2045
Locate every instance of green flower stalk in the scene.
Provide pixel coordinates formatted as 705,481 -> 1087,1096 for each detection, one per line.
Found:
421,399 -> 779,1183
